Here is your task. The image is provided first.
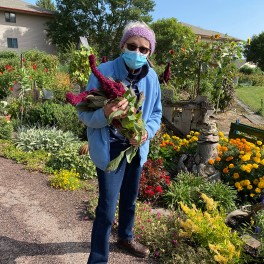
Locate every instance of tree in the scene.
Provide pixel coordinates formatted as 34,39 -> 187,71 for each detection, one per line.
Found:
244,32 -> 264,71
150,18 -> 196,64
46,0 -> 155,58
36,0 -> 56,11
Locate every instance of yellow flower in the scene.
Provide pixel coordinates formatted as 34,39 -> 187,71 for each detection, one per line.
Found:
250,193 -> 255,197
255,188 -> 261,193
256,140 -> 262,146
233,173 -> 239,179
228,164 -> 234,169
247,185 -> 253,190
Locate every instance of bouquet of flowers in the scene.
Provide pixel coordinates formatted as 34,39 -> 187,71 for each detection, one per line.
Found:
66,54 -> 145,171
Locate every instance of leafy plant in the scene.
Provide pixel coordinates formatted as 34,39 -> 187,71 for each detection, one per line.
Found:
15,127 -> 78,153
179,193 -> 245,264
132,202 -> 215,264
138,158 -> 171,205
45,142 -> 96,180
163,172 -> 237,213
0,118 -> 13,140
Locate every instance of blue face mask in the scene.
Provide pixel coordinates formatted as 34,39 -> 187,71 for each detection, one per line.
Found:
122,49 -> 147,70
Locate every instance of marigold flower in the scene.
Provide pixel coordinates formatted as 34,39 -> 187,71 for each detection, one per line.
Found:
256,141 -> 262,146
233,172 -> 239,179
223,167 -> 229,173
226,156 -> 234,162
215,156 -> 221,162
229,164 -> 234,169
255,188 -> 261,193
208,159 -> 214,165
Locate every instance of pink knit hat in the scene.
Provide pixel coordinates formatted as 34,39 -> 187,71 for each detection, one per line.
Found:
120,22 -> 156,55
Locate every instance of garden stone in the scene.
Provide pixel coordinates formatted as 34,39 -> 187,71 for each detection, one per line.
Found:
241,234 -> 261,257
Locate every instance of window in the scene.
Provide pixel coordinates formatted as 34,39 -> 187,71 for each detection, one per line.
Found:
5,12 -> 16,23
7,38 -> 18,48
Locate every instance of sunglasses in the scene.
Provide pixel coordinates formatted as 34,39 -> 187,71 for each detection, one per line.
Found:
126,43 -> 151,55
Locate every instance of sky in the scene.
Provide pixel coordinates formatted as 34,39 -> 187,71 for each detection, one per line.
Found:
24,0 -> 264,41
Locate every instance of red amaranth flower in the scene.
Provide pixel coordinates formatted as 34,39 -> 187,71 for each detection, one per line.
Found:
88,54 -> 126,99
163,62 -> 171,83
101,56 -> 108,63
66,91 -> 89,106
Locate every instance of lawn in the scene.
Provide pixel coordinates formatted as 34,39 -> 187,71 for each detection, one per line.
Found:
235,86 -> 264,116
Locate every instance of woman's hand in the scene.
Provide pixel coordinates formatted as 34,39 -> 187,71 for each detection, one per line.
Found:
103,98 -> 128,119
129,131 -> 148,147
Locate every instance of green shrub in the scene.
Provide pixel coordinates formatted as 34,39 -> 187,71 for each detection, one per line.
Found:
23,101 -> 86,138
0,118 -> 13,140
179,193 -> 245,264
45,142 -> 96,180
163,172 -> 237,212
15,127 -> 78,153
22,49 -> 59,74
0,51 -> 19,72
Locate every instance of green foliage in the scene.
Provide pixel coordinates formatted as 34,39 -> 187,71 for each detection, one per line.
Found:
163,172 -> 237,213
22,101 -> 86,138
68,46 -> 94,90
132,202 -> 215,264
138,158 -> 171,205
22,49 -> 59,74
179,194 -> 245,264
244,32 -> 264,71
15,127 -> 78,153
0,51 -> 19,72
167,37 -> 244,110
150,18 -> 196,64
1,142 -> 49,171
49,169 -> 83,190
46,0 -> 155,58
0,118 -> 13,140
45,142 -> 96,180
36,0 -> 56,11
237,73 -> 264,87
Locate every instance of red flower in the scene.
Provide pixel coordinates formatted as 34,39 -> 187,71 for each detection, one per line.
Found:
169,49 -> 175,55
88,54 -> 126,99
65,91 -> 89,106
101,56 -> 108,63
10,87 -> 14,91
45,68 -> 49,73
155,185 -> 163,193
32,63 -> 37,70
163,62 -> 171,84
5,65 -> 13,72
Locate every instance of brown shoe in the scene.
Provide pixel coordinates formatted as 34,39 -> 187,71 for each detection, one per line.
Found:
117,239 -> 150,258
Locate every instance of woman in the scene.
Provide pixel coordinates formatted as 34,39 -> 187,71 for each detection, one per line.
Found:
78,21 -> 162,264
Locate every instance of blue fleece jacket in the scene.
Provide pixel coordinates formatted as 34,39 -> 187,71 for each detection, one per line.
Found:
78,55 -> 162,171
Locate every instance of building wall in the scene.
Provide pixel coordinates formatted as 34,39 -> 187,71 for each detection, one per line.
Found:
0,10 -> 56,54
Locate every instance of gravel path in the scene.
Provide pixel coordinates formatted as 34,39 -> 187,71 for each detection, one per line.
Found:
0,157 -> 157,264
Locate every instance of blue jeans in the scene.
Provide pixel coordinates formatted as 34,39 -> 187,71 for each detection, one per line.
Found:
87,143 -> 143,264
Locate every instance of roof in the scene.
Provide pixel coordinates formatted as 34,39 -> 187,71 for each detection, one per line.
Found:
0,0 -> 54,16
180,22 -> 241,41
